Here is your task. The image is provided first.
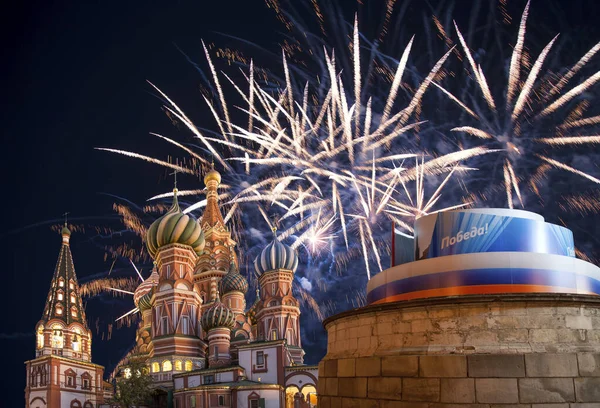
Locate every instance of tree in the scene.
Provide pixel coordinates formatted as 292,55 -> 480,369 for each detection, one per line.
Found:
109,359 -> 154,408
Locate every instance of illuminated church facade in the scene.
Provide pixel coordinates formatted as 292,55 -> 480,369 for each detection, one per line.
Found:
128,167 -> 318,407
25,225 -> 108,408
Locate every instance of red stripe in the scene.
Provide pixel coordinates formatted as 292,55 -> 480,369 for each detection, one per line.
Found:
370,284 -> 598,304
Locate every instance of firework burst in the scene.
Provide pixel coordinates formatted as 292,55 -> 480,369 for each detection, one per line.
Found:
99,17 -> 486,279
433,0 -> 600,208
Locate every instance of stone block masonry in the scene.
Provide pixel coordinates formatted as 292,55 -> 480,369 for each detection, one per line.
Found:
318,294 -> 600,407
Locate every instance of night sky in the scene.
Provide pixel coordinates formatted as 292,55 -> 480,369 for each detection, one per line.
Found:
3,0 -> 600,405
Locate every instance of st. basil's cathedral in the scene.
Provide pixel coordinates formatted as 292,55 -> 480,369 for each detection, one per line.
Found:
25,167 -> 319,408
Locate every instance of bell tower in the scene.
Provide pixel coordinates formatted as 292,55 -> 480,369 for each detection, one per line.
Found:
25,224 -> 105,408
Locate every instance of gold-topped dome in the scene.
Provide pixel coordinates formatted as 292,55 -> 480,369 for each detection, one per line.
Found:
204,167 -> 221,185
146,189 -> 205,258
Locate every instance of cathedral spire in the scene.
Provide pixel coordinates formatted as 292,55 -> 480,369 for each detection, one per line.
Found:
41,224 -> 88,328
200,163 -> 225,229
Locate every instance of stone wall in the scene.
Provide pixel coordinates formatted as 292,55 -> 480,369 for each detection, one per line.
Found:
317,294 -> 600,407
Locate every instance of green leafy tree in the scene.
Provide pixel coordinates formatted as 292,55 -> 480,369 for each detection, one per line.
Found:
109,359 -> 154,408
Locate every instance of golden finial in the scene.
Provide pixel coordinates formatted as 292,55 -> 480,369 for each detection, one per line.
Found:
204,161 -> 221,185
170,170 -> 180,194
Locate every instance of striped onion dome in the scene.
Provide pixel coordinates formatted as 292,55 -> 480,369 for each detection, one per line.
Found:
133,267 -> 159,312
146,189 -> 205,258
219,259 -> 248,295
254,229 -> 298,276
200,293 -> 235,331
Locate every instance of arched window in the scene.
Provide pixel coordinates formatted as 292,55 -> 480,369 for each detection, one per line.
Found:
72,334 -> 80,352
272,283 -> 276,295
69,280 -> 75,290
65,369 -> 76,388
51,325 -> 64,348
41,366 -> 48,386
81,372 -> 91,390
57,290 -> 64,301
162,360 -> 172,372
151,362 -> 160,373
71,306 -> 78,317
218,395 -> 225,406
301,385 -> 318,406
58,278 -> 65,287
174,360 -> 182,371
37,326 -> 44,349
70,294 -> 76,303
83,402 -> 94,408
70,399 -> 82,408
56,304 -> 63,315
185,360 -> 193,371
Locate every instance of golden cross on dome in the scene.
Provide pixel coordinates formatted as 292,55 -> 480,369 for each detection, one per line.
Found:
269,213 -> 280,233
169,169 -> 180,190
62,212 -> 70,226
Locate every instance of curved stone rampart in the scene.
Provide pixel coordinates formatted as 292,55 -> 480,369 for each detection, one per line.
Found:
318,294 -> 600,406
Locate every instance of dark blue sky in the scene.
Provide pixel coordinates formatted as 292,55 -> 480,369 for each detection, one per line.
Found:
2,0 -> 277,402
3,0 -> 600,405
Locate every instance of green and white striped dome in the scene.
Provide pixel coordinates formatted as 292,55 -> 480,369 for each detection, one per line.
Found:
200,294 -> 235,331
146,189 -> 205,258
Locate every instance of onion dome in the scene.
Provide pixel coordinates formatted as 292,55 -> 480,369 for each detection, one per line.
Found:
204,167 -> 222,185
61,224 -> 71,237
146,189 -> 205,258
200,292 -> 235,331
133,266 -> 159,312
254,228 -> 299,276
219,258 -> 249,295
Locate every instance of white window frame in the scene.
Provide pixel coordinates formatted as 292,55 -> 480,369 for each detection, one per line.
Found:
256,351 -> 265,367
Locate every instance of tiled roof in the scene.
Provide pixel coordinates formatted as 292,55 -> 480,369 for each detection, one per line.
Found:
40,226 -> 88,328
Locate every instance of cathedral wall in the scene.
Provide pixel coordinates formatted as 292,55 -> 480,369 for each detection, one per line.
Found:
60,390 -> 90,408
284,371 -> 318,391
59,362 -> 97,390
236,389 -> 281,408
239,345 -> 279,384
28,390 -> 47,408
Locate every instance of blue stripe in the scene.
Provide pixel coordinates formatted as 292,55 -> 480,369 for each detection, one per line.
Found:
367,268 -> 600,303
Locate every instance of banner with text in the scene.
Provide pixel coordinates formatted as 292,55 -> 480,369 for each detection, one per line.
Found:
414,211 -> 575,260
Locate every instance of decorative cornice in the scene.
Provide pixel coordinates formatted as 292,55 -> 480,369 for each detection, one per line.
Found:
24,354 -> 104,370
236,339 -> 286,349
